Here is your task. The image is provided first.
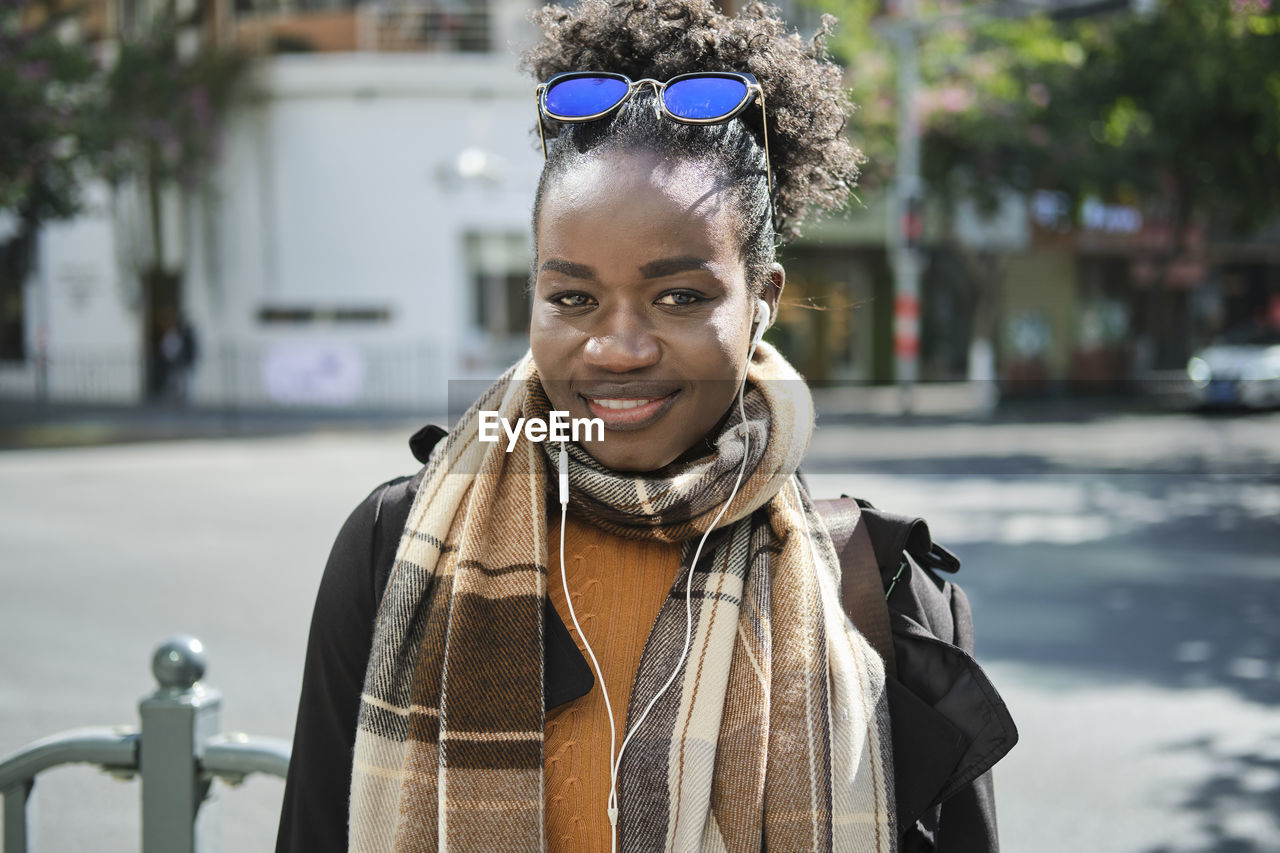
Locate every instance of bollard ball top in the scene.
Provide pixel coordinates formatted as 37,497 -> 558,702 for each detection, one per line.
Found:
151,635 -> 207,689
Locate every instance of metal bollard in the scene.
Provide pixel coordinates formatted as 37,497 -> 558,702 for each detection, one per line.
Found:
0,637 -> 289,853
139,636 -> 221,853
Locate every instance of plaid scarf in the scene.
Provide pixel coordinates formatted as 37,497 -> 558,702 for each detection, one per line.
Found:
348,343 -> 895,852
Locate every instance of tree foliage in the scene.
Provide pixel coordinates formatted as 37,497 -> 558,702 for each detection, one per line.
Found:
0,0 -> 102,222
0,1 -> 251,223
1055,0 -> 1280,236
822,0 -> 1280,237
98,15 -> 251,192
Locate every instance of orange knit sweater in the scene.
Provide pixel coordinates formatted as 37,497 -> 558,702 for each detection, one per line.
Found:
545,511 -> 684,853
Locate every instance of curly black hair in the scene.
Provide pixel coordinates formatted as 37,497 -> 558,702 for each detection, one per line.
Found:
522,0 -> 861,290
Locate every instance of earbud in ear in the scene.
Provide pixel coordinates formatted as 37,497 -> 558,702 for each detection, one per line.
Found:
751,298 -> 771,348
754,298 -> 771,327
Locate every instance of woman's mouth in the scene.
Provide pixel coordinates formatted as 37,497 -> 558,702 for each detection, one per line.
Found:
581,392 -> 679,430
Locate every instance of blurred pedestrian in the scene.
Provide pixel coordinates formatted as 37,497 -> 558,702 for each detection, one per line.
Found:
277,2 -> 1016,851
160,316 -> 198,405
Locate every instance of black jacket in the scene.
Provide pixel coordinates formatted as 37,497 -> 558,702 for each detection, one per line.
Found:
860,504 -> 1018,851
276,424 -> 1016,852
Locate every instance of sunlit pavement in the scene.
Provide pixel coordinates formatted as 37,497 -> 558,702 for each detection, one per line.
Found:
1,408 -> 1278,851
807,410 -> 1280,853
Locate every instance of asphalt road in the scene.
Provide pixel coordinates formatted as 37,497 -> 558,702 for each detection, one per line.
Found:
805,410 -> 1280,853
1,408 -> 1278,852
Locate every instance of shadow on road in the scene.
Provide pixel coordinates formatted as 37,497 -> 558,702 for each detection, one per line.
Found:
1142,734 -> 1280,853
842,451 -> 1280,709
964,550 -> 1280,707
807,417 -> 1280,851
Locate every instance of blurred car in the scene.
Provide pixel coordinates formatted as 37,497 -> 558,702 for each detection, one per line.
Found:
1186,324 -> 1280,409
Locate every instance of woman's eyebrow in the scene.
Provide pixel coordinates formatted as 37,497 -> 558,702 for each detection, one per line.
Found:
539,259 -> 597,280
639,256 -> 711,278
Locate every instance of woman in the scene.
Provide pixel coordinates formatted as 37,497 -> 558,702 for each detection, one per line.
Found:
277,2 -> 1013,851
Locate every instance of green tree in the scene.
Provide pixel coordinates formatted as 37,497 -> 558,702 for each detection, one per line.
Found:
0,0 -> 104,358
1,0 -> 250,378
98,12 -> 251,274
822,0 -> 1280,370
816,0 -> 1084,381
97,11 -> 251,396
1029,0 -> 1280,235
1042,0 -> 1280,365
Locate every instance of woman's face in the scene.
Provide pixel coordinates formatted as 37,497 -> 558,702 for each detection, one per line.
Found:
531,148 -> 779,472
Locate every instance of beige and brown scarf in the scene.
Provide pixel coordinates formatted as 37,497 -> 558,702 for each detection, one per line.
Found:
348,343 -> 895,852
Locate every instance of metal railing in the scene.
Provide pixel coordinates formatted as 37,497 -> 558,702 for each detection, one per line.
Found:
363,0 -> 493,53
0,637 -> 290,853
0,340 -> 465,409
230,0 -> 493,53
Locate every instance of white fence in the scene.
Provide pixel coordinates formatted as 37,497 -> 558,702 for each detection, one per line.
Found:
0,341 -> 454,411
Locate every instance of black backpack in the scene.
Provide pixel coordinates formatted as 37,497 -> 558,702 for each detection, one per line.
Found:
814,496 -> 1017,852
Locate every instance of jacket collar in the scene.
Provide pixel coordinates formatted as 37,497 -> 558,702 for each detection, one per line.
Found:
888,610 -> 1018,827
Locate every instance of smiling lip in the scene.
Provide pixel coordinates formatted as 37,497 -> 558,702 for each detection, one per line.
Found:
581,391 -> 679,431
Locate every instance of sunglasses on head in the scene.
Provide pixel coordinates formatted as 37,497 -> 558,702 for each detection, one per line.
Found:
535,71 -> 774,199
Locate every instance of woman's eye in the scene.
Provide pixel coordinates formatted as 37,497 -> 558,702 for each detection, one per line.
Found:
549,292 -> 594,308
655,291 -> 704,307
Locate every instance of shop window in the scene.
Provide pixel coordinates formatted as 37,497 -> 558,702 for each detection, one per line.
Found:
466,232 -> 531,367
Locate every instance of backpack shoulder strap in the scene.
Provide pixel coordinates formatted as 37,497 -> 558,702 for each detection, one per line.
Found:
813,497 -> 898,678
409,423 -> 448,463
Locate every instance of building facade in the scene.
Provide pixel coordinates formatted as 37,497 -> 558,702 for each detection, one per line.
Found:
2,0 -> 544,410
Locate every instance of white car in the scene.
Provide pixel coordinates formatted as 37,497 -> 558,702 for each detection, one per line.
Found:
1186,325 -> 1280,409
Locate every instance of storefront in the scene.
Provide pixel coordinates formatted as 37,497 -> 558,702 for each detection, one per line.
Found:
996,192 -> 1216,393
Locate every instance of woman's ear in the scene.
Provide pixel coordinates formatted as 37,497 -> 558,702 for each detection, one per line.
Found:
763,263 -> 785,320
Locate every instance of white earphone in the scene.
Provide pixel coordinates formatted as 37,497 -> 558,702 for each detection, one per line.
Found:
556,295 -> 771,852
751,297 -> 772,348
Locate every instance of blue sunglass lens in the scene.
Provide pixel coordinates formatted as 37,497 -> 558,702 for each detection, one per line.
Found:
663,77 -> 748,120
545,77 -> 629,118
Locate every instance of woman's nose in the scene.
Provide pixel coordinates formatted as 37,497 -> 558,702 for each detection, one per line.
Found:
582,310 -> 660,373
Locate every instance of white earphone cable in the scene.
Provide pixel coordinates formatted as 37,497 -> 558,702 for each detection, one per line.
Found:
557,442 -> 620,851
557,303 -> 768,853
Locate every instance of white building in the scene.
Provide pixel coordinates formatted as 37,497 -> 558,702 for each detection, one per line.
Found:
190,50 -> 543,410
3,0 -> 545,412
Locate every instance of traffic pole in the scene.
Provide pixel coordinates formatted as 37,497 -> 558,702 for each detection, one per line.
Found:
891,0 -> 921,415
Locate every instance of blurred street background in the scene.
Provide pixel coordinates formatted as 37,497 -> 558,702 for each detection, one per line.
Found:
3,0 -> 1280,850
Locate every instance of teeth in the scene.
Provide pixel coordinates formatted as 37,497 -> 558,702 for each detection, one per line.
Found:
590,397 -> 660,410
